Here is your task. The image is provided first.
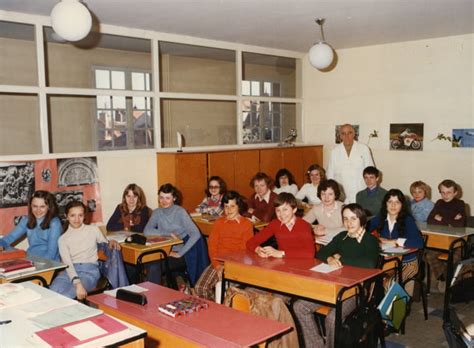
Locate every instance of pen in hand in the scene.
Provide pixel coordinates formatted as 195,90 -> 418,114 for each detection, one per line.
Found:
0,320 -> 12,325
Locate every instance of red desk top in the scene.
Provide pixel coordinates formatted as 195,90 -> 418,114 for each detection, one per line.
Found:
220,251 -> 383,289
88,282 -> 290,347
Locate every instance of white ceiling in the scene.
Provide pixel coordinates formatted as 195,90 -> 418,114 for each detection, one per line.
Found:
0,0 -> 473,52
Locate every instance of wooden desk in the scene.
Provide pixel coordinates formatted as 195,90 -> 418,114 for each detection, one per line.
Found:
417,222 -> 474,250
193,217 -> 268,237
119,237 -> 183,264
88,282 -> 291,347
220,251 -> 383,305
0,282 -> 146,347
0,255 -> 66,284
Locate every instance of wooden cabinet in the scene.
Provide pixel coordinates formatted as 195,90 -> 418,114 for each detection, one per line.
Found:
156,153 -> 207,211
157,145 -> 322,212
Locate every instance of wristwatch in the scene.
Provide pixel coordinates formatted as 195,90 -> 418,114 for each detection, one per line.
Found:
71,276 -> 80,284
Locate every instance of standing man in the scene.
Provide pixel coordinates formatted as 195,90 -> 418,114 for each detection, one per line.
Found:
327,124 -> 374,203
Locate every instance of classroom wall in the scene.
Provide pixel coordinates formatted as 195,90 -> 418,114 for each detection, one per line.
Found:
302,33 -> 474,211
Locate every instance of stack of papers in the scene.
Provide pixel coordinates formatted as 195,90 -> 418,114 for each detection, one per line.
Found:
310,263 -> 342,273
0,283 -> 42,309
104,284 -> 148,298
107,231 -> 133,243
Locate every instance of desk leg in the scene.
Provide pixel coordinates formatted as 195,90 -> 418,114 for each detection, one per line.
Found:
221,272 -> 226,304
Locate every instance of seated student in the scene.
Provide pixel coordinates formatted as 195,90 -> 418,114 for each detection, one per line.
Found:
196,176 -> 227,217
293,204 -> 380,348
245,172 -> 278,223
194,191 -> 253,300
426,179 -> 467,292
0,190 -> 61,261
303,179 -> 344,239
50,201 -> 121,299
246,192 -> 315,259
273,168 -> 299,196
409,180 -> 434,223
355,166 -> 387,217
144,183 -> 209,286
427,179 -> 466,227
369,189 -> 424,282
296,164 -> 326,207
106,183 -> 151,232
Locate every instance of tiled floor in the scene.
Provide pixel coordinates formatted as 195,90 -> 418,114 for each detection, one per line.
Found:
382,291 -> 474,347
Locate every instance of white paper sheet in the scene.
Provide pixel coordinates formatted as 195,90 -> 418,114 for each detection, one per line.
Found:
65,321 -> 108,341
310,263 -> 342,273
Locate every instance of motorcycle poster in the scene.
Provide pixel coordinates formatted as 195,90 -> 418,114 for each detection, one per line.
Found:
390,123 -> 424,151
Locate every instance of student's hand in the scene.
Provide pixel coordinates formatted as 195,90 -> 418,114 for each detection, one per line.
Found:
108,240 -> 121,250
255,246 -> 269,258
169,251 -> 181,258
75,282 -> 87,300
248,208 -> 255,215
261,246 -> 284,258
454,213 -> 462,220
327,256 -> 342,268
434,214 -> 443,222
313,225 -> 326,236
0,246 -> 4,251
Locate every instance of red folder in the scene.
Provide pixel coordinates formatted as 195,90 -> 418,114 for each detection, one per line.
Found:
34,314 -> 128,347
0,249 -> 27,261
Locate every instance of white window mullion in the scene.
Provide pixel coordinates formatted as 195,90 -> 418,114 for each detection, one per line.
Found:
35,23 -> 49,154
236,50 -> 243,145
152,39 -> 161,149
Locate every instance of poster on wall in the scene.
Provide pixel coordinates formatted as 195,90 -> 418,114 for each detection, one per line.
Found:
0,157 -> 102,235
335,124 -> 359,144
452,129 -> 474,148
389,123 -> 424,151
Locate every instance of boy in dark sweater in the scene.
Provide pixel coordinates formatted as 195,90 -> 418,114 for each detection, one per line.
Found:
356,166 -> 387,217
426,179 -> 467,292
293,204 -> 380,348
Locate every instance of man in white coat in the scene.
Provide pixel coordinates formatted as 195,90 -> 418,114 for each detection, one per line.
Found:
327,124 -> 374,203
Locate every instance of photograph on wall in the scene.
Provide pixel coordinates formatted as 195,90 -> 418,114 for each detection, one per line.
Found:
0,157 -> 103,235
389,123 -> 424,151
335,124 -> 359,144
452,128 -> 474,148
57,157 -> 99,187
0,162 -> 35,208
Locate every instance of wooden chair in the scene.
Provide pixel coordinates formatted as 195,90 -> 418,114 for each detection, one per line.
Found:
229,293 -> 266,348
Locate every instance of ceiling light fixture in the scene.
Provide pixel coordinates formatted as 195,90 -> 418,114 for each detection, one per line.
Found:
50,0 -> 92,42
308,18 -> 334,70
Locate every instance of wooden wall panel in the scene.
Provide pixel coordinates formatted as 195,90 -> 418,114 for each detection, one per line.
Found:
234,150 -> 259,199
259,149 -> 283,184
281,148 -> 305,187
208,151 -> 236,190
176,153 -> 207,211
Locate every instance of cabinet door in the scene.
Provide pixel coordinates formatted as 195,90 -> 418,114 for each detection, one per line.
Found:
208,151 -> 236,190
234,150 -> 259,199
281,148 -> 305,187
175,153 -> 208,212
301,146 -> 324,174
259,149 -> 283,182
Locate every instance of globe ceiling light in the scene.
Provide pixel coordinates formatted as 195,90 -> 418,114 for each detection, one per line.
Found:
308,18 -> 334,70
50,0 -> 92,42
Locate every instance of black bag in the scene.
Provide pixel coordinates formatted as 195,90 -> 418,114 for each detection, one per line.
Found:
337,305 -> 381,348
124,233 -> 147,245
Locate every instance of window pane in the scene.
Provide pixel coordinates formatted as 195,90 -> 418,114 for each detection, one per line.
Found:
112,96 -> 126,109
161,99 -> 236,147
97,95 -> 111,108
0,94 -> 41,155
131,72 -> 145,91
111,71 -> 125,89
159,41 -> 236,95
242,101 -> 296,144
241,81 -> 250,96
49,95 -> 96,153
133,96 -> 146,110
251,81 -> 260,96
242,52 -> 296,98
95,70 -> 110,89
44,28 -> 151,89
0,21 -> 37,86
97,110 -> 112,129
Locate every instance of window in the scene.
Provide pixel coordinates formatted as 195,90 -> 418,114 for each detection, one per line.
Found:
94,68 -> 153,150
242,80 -> 283,144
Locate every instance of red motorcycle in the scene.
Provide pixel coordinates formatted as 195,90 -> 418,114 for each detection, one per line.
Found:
391,131 -> 422,150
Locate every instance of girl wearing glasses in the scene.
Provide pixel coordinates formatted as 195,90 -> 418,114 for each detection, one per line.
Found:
196,176 -> 227,217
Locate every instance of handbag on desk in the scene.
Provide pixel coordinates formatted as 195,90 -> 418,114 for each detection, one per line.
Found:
124,233 -> 147,245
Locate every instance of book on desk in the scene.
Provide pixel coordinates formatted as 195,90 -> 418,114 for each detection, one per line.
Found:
0,258 -> 35,277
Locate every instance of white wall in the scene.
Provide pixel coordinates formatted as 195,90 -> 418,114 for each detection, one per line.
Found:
303,34 -> 474,211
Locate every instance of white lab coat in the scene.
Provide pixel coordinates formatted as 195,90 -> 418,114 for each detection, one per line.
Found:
326,141 -> 374,204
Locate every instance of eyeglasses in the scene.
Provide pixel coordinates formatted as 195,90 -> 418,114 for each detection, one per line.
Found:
209,185 -> 220,189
